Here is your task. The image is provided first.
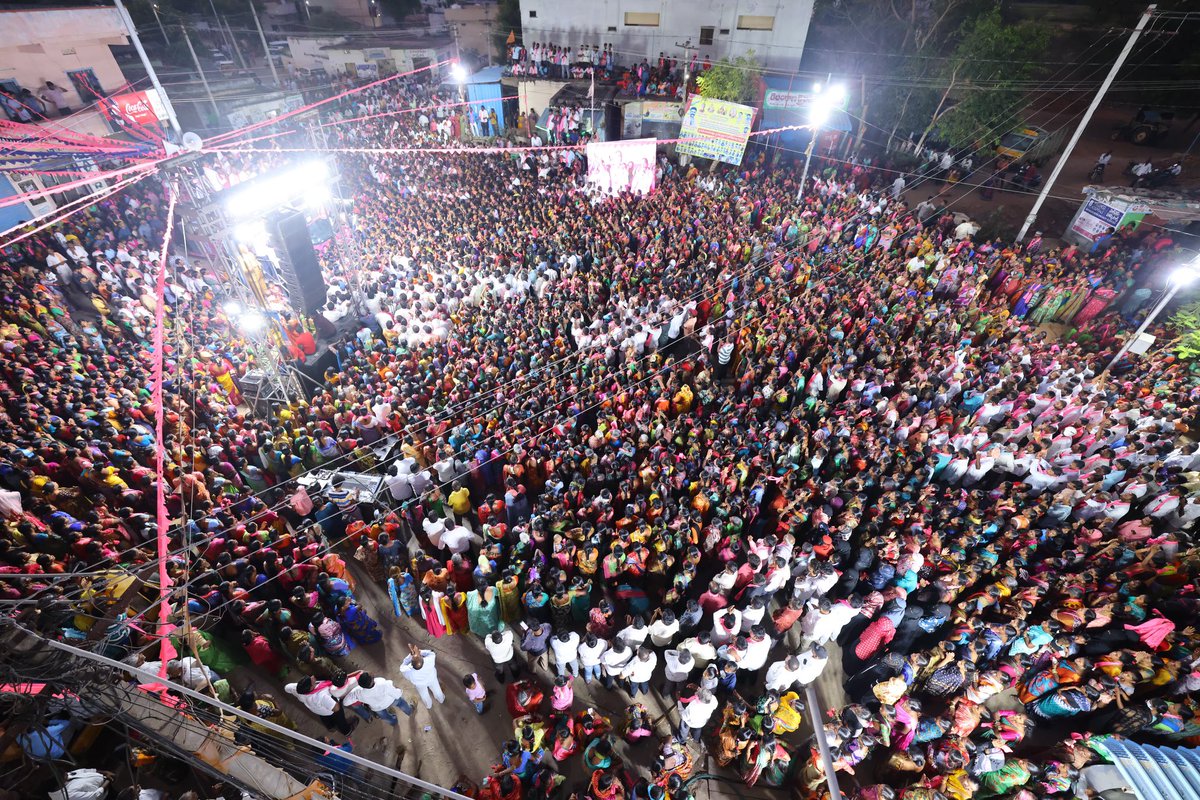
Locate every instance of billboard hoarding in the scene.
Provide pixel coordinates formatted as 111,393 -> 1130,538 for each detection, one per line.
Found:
676,95 -> 755,166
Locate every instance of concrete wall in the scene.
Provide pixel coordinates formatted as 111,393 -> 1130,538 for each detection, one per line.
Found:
447,3 -> 502,60
516,0 -> 813,72
287,36 -> 454,77
515,79 -> 568,115
0,7 -> 129,107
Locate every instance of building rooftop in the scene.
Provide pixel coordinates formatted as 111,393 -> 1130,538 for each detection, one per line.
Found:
314,32 -> 455,51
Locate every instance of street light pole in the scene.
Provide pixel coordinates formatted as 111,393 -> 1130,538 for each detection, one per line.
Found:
151,3 -> 170,45
113,0 -> 182,136
248,0 -> 281,87
1103,265 -> 1198,373
1015,4 -> 1156,242
798,125 -> 819,201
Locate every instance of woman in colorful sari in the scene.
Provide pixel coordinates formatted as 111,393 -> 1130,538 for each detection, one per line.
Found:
1072,285 -> 1117,324
336,595 -> 382,645
310,611 -> 353,657
549,714 -> 578,761
387,568 -> 419,617
498,571 -> 523,625
582,736 -> 615,775
467,582 -> 502,637
441,590 -> 470,634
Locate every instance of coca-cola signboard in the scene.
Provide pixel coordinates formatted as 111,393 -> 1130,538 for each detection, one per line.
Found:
112,91 -> 164,125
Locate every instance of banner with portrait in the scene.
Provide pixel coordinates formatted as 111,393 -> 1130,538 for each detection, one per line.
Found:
586,138 -> 657,195
675,95 -> 756,166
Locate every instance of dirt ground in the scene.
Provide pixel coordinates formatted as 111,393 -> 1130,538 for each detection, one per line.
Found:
232,556 -> 852,798
898,99 -> 1199,242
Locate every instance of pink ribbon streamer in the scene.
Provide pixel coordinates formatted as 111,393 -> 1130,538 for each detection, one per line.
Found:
0,159 -> 161,209
0,170 -> 152,247
152,183 -> 179,678
205,59 -> 453,147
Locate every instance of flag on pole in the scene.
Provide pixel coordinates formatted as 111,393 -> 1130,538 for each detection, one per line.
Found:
588,70 -> 595,99
507,30 -> 516,45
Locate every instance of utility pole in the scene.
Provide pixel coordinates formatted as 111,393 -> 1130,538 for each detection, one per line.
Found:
151,3 -> 170,46
225,16 -> 249,69
1016,5 -> 1156,241
183,25 -> 223,126
113,0 -> 182,136
806,685 -> 845,800
249,0 -> 281,87
676,38 -> 698,97
209,0 -> 235,54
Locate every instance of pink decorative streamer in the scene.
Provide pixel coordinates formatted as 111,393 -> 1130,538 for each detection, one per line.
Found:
152,183 -> 179,678
0,160 -> 162,209
0,171 -> 152,247
205,58 -> 453,147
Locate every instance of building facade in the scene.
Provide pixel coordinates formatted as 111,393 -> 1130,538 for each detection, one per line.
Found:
0,6 -> 131,135
287,34 -> 456,78
515,0 -> 813,73
0,6 -> 146,227
446,2 -> 502,62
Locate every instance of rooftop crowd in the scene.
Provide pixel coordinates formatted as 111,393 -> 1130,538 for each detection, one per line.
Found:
2,70 -> 1200,800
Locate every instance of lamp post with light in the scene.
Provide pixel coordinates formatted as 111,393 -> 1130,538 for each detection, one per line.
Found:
1103,260 -> 1200,373
797,83 -> 846,202
151,3 -> 169,45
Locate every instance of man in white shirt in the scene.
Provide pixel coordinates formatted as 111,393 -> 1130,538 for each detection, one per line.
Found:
602,640 -> 635,691
440,521 -> 481,554
739,626 -> 772,681
679,632 -> 717,670
551,630 -> 581,677
345,670 -> 414,724
578,633 -> 608,685
649,609 -> 680,647
385,464 -> 414,502
796,645 -> 830,685
764,654 -> 804,693
285,676 -> 354,734
625,647 -> 658,697
485,629 -> 521,683
399,644 -> 445,708
663,648 -> 694,696
677,688 -> 718,743
50,769 -> 112,800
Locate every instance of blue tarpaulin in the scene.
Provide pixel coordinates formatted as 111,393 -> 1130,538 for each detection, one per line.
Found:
759,76 -> 852,150
445,66 -> 507,132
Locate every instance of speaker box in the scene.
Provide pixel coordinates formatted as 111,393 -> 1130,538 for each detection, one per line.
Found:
267,209 -> 327,315
605,102 -> 621,142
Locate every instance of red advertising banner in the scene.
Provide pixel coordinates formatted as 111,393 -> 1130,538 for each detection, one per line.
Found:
112,91 -> 161,125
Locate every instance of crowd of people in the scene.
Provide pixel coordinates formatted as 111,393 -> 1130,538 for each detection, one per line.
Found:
2,68 -> 1200,800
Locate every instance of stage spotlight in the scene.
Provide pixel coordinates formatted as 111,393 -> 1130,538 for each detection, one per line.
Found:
233,220 -> 269,248
225,160 -> 331,219
237,309 -> 267,335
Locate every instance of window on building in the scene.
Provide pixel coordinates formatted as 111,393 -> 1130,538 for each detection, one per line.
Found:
737,15 -> 775,30
528,9 -> 536,17
699,26 -> 715,45
624,12 -> 661,26
719,28 -> 730,34
607,25 -> 617,32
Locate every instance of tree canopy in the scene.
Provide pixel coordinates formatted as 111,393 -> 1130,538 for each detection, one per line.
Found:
695,53 -> 762,105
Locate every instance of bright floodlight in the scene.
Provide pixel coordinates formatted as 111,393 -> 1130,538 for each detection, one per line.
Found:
222,300 -> 243,318
238,310 -> 267,336
808,83 -> 846,129
225,160 -> 331,219
451,63 -> 468,83
1170,263 -> 1200,287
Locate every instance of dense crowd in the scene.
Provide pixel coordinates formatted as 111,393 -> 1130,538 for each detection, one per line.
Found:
2,70 -> 1200,800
